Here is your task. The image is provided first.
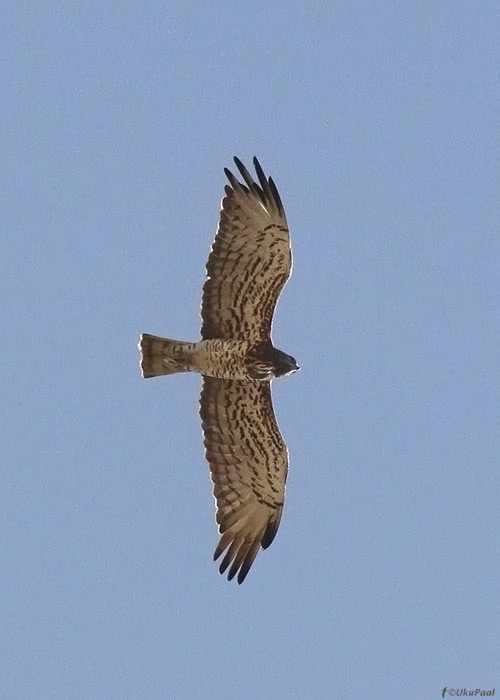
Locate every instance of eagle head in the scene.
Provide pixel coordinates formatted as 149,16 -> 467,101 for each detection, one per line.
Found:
246,344 -> 299,381
271,348 -> 300,378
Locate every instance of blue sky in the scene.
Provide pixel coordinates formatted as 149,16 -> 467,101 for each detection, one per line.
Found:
3,2 -> 499,699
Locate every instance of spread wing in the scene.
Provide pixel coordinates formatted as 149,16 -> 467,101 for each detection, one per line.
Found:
199,377 -> 288,583
201,157 -> 292,342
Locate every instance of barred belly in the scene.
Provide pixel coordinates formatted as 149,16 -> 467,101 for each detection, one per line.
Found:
193,339 -> 253,379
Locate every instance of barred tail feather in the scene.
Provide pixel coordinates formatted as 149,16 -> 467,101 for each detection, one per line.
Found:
139,333 -> 192,378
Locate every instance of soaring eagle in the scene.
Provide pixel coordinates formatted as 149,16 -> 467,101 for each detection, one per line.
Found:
139,157 -> 298,583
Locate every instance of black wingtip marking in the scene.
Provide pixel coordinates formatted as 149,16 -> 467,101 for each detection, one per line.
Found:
218,551 -> 232,575
254,157 -> 284,216
233,156 -> 244,171
224,167 -> 239,190
226,161 -> 251,195
229,156 -> 284,213
261,517 -> 280,549
233,156 -> 264,199
268,176 -> 285,216
252,157 -> 266,186
227,156 -> 284,216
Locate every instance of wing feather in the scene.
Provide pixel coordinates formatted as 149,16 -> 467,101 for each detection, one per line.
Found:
200,377 -> 288,583
201,157 -> 292,342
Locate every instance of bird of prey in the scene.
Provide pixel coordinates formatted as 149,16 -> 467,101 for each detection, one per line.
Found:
139,157 -> 298,583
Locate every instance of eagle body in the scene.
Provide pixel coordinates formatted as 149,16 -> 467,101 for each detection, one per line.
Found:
140,335 -> 297,381
140,157 -> 297,583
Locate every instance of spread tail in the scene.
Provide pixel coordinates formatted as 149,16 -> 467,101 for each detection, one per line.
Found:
139,333 -> 193,378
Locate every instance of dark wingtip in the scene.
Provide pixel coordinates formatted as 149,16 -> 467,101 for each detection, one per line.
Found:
218,558 -> 230,575
261,515 -> 281,549
237,567 -> 250,584
252,156 -> 264,180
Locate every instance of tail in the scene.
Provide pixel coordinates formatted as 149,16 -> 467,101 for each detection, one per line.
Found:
139,333 -> 193,378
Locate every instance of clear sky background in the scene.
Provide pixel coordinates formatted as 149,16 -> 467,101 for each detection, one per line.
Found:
3,2 -> 499,699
